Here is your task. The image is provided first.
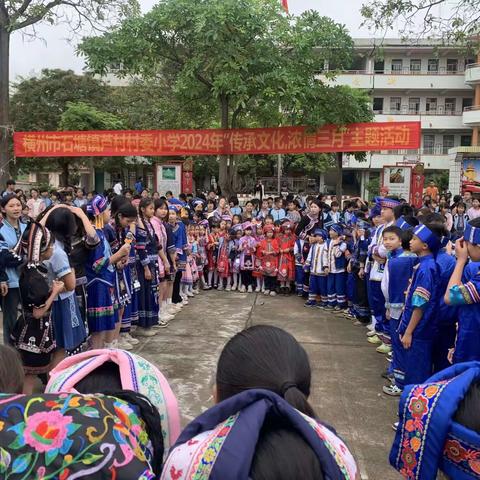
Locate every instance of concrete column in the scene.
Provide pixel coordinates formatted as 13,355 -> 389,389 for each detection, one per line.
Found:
319,172 -> 325,194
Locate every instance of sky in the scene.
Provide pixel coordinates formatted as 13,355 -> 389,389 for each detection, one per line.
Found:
10,0 -> 372,80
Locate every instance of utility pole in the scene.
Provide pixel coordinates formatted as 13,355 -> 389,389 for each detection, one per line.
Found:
277,153 -> 282,196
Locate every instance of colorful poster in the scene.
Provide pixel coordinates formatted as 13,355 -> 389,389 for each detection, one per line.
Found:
462,157 -> 480,192
13,122 -> 421,158
382,165 -> 412,200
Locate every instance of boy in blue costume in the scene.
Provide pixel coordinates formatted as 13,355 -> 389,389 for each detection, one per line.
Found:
394,222 -> 442,391
445,218 -> 480,363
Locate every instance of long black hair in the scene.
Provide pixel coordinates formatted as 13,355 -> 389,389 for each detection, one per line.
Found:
454,381 -> 480,434
250,414 -> 324,480
216,325 -> 316,418
74,362 -> 164,478
154,198 -> 169,223
138,197 -> 157,249
45,207 -> 77,254
112,199 -> 137,243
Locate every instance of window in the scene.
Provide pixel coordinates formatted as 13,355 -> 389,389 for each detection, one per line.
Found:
445,98 -> 456,114
446,59 -> 458,73
465,58 -> 475,67
373,97 -> 384,112
410,59 -> 421,73
463,98 -> 473,110
374,59 -> 385,73
461,135 -> 472,147
426,97 -> 437,113
409,97 -> 420,114
428,59 -> 439,72
423,134 -> 435,154
391,59 -> 403,72
390,97 -> 402,112
351,55 -> 366,71
443,135 -> 455,153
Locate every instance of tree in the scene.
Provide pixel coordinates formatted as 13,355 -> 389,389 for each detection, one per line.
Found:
0,0 -> 137,186
58,101 -> 125,185
79,0 -> 370,198
361,0 -> 480,46
10,69 -> 111,177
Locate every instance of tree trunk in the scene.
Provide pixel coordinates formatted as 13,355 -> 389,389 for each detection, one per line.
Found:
218,95 -> 233,198
335,152 -> 343,205
60,158 -> 69,186
0,27 -> 11,186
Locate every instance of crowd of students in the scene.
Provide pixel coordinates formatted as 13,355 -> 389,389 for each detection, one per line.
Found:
1,180 -> 480,479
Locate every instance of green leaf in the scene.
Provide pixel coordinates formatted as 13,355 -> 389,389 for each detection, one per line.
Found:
0,447 -> 11,473
82,453 -> 104,465
11,453 -> 32,474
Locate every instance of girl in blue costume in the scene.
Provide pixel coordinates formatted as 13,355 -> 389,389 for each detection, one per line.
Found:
168,203 -> 188,306
85,195 -> 130,349
0,194 -> 27,344
105,196 -> 139,350
445,218 -> 480,363
135,197 -> 160,336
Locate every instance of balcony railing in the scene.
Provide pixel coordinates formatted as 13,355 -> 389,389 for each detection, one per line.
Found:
379,146 -> 455,155
464,105 -> 480,112
324,68 -> 466,75
466,63 -> 480,70
374,108 -> 463,116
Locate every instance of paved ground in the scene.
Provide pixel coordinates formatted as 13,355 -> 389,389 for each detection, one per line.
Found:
137,291 -> 400,480
1,291 -> 400,479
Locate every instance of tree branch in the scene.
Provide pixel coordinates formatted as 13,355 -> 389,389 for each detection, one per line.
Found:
10,0 -> 64,30
9,0 -> 34,23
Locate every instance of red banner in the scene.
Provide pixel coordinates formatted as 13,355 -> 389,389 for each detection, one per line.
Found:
13,122 -> 420,158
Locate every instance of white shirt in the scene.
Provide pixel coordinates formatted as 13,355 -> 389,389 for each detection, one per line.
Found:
113,182 -> 123,195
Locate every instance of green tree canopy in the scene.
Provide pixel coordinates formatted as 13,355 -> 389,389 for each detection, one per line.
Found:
79,0 -> 371,198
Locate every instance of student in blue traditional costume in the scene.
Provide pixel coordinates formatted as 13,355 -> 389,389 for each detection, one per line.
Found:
105,196 -> 139,350
0,194 -> 27,344
162,325 -> 358,480
168,202 -> 188,306
381,225 -> 418,395
85,195 -> 130,348
135,197 -> 161,337
445,218 -> 480,363
417,213 -> 458,373
348,219 -> 371,325
303,228 -> 328,307
390,361 -> 480,480
393,222 -> 442,396
365,197 -> 399,347
326,224 -> 348,311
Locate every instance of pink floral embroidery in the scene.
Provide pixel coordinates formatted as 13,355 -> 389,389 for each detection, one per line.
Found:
24,411 -> 72,453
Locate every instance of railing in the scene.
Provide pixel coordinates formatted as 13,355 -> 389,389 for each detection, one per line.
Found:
374,108 -> 462,116
322,68 -> 466,75
466,63 -> 480,70
464,105 -> 480,112
380,147 -> 454,155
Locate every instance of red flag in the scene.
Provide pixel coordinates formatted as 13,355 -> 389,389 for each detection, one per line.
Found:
282,0 -> 289,13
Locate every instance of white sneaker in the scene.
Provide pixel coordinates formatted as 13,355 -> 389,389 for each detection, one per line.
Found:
270,291 -> 277,296
239,286 -> 246,293
255,286 -> 261,292
182,299 -> 189,305
383,384 -> 402,396
225,286 -> 231,291
248,286 -> 253,293
124,333 -> 139,345
160,312 -> 175,322
186,291 -> 195,297
264,290 -> 270,296
217,285 -> 224,291
118,337 -> 133,350
153,319 -> 169,329
135,327 -> 157,337
193,289 -> 200,294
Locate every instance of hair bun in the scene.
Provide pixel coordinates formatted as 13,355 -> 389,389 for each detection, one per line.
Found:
281,382 -> 298,396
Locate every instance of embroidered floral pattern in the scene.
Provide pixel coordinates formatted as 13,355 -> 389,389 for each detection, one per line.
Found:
0,393 -> 154,479
395,381 -> 450,479
443,436 -> 480,478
